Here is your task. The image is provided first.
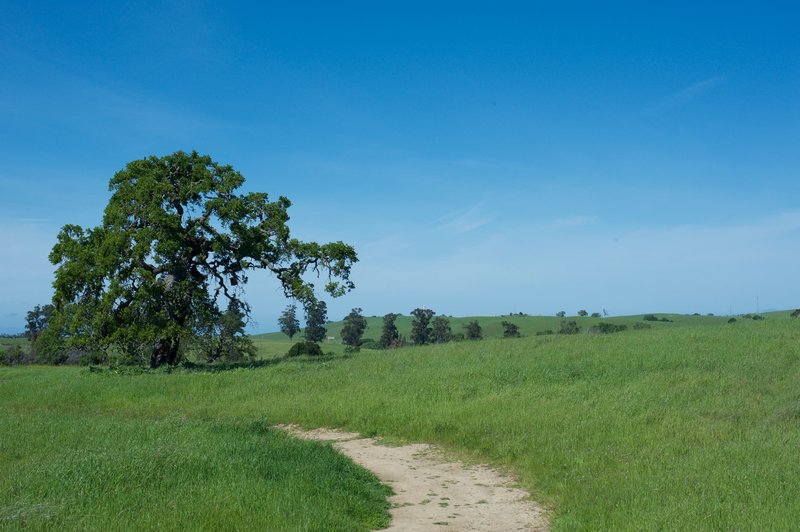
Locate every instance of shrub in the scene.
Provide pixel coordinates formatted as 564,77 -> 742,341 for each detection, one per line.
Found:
2,345 -> 26,365
791,309 -> 800,319
645,314 -> 673,322
577,310 -> 588,317
501,321 -> 520,338
558,321 -> 580,335
287,341 -> 324,357
359,338 -> 380,350
555,311 -> 566,318
589,322 -> 628,334
751,314 -> 765,321
535,329 -> 554,336
590,312 -> 601,318
464,321 -> 483,340
728,318 -> 737,323
77,350 -> 108,366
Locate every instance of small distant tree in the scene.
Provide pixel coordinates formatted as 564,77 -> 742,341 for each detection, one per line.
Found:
278,304 -> 300,340
304,300 -> 328,342
430,316 -> 452,343
558,320 -> 580,335
410,308 -> 435,345
341,307 -> 368,349
464,321 -> 483,340
379,313 -> 401,348
727,317 -> 737,323
590,312 -> 601,318
25,304 -> 54,360
25,304 -> 54,343
502,321 -> 520,338
556,311 -> 566,318
577,310 -> 588,317
791,309 -> 800,318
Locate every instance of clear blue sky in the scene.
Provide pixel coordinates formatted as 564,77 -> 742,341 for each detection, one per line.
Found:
1,1 -> 798,333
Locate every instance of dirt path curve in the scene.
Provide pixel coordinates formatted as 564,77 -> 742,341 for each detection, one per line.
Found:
279,426 -> 549,531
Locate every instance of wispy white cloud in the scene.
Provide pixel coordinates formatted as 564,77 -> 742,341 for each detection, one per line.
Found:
0,51 -> 237,141
649,75 -> 726,113
434,205 -> 491,234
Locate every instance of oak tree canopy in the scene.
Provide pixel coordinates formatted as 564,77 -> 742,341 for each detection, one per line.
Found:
48,151 -> 356,367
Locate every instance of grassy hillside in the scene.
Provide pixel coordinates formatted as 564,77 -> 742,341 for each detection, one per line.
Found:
2,317 -> 799,529
254,310 -> 783,358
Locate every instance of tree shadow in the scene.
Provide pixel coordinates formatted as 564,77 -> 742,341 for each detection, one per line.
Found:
87,351 -> 352,374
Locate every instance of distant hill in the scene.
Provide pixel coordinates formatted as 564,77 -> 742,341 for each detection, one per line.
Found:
255,309 -> 795,344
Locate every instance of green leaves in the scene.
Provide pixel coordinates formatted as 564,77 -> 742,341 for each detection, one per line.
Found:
48,151 -> 357,366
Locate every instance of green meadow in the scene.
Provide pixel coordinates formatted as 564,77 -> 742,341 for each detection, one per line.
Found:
2,314 -> 799,529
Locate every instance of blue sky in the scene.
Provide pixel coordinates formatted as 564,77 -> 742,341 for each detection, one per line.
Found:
1,1 -> 798,333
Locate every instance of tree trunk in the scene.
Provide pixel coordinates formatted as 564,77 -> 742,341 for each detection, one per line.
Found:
150,337 -> 180,368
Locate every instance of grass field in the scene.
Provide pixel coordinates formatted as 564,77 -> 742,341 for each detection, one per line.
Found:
252,311 -> 769,358
2,313 -> 799,529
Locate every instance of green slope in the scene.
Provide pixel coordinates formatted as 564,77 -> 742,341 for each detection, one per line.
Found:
3,318 -> 799,529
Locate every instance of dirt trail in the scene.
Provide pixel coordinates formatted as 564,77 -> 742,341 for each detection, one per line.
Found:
279,426 -> 548,531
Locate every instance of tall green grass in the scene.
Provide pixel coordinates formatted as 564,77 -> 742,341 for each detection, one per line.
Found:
0,409 -> 390,530
3,318 -> 799,529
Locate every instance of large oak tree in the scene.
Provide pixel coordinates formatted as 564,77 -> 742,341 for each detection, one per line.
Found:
49,151 -> 356,367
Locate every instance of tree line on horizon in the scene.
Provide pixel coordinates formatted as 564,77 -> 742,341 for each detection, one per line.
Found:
276,305 -> 529,351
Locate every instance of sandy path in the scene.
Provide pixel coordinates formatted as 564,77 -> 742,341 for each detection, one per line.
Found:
279,426 -> 548,531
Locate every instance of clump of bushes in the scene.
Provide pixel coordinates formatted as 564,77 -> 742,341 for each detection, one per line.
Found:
287,341 -> 324,357
558,321 -> 580,335
643,314 -> 673,323
741,314 -> 765,321
1,345 -> 28,365
728,318 -> 737,323
359,338 -> 380,350
501,321 -> 520,338
588,322 -> 628,334
464,321 -> 483,340
791,309 -> 800,318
